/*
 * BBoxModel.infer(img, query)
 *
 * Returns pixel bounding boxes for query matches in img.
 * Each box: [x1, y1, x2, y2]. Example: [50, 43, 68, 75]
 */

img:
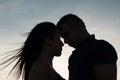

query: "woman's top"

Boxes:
[28, 60, 65, 80]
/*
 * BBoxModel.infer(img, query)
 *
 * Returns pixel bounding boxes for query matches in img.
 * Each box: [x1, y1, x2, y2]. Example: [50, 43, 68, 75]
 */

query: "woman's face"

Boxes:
[51, 31, 64, 56]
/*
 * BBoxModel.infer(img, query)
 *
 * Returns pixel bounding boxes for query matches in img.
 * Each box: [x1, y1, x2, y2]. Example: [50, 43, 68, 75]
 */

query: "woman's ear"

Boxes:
[44, 37, 53, 46]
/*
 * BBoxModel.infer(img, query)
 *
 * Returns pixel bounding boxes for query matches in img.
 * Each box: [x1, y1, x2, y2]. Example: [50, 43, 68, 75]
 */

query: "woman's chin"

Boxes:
[55, 52, 62, 57]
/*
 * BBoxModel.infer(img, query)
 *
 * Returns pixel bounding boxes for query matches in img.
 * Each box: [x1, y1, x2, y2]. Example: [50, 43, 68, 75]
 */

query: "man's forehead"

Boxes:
[60, 23, 71, 31]
[61, 23, 75, 32]
[60, 26, 68, 34]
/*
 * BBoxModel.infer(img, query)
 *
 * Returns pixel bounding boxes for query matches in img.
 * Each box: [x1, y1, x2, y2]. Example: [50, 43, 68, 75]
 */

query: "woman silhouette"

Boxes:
[1, 22, 65, 80]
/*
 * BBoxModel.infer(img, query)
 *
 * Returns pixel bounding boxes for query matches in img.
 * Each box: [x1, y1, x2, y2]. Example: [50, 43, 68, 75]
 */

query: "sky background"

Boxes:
[0, 0, 120, 80]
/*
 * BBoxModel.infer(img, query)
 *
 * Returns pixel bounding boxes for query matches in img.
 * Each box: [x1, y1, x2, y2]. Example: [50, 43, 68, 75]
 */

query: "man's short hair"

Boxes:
[57, 14, 86, 30]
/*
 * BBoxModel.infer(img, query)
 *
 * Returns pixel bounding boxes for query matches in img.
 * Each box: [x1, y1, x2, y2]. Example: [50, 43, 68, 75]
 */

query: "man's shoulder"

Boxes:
[95, 39, 115, 49]
[93, 39, 118, 64]
[89, 39, 117, 59]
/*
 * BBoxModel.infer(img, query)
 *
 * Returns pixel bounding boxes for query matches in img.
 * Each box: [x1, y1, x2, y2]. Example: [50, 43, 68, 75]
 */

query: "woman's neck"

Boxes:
[38, 49, 54, 66]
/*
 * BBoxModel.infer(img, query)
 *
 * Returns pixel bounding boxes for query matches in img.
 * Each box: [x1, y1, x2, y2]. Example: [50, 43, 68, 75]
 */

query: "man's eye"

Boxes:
[63, 32, 69, 37]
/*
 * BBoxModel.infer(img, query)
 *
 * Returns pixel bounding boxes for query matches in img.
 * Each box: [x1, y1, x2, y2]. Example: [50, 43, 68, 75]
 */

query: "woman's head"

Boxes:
[24, 22, 63, 58]
[24, 22, 57, 57]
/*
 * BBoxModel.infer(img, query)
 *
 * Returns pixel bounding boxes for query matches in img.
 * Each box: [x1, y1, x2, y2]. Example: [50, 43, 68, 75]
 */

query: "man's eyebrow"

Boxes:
[62, 32, 70, 36]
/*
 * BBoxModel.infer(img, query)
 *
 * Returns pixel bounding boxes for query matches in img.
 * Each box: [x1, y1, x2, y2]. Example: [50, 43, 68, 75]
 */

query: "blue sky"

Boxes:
[0, 0, 120, 80]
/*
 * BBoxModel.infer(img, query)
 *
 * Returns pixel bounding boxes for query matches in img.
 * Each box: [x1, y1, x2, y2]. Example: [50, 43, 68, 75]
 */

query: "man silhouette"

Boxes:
[57, 14, 118, 80]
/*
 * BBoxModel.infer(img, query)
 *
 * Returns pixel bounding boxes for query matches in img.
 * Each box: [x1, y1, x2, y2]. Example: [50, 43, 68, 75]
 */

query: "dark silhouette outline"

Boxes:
[57, 14, 118, 80]
[1, 22, 65, 80]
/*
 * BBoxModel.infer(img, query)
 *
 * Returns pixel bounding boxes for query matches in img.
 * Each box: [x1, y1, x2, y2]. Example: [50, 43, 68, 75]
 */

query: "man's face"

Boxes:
[60, 23, 79, 47]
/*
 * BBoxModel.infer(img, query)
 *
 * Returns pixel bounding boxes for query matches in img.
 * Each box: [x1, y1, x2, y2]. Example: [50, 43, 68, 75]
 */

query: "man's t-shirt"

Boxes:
[68, 35, 118, 80]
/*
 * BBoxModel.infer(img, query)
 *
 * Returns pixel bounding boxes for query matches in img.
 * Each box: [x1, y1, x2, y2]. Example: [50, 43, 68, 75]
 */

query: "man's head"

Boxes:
[57, 14, 90, 48]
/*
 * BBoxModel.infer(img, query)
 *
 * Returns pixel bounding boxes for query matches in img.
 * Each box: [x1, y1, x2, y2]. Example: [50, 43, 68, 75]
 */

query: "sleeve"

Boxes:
[93, 40, 118, 65]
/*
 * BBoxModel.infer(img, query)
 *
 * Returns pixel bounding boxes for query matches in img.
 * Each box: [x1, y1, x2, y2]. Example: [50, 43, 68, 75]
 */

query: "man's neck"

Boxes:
[75, 32, 90, 48]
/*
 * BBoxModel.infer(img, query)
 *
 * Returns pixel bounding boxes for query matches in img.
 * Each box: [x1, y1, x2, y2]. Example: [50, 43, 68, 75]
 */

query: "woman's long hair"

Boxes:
[0, 22, 57, 80]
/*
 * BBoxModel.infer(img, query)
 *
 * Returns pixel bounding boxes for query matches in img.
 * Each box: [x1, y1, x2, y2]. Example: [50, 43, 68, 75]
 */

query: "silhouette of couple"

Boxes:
[1, 14, 118, 80]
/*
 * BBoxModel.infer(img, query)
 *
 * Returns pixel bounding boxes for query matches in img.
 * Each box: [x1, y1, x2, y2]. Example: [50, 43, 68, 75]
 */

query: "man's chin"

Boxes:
[68, 44, 74, 47]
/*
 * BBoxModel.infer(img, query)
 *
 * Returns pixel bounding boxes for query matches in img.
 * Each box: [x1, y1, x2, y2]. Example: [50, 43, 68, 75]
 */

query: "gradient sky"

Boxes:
[0, 0, 120, 80]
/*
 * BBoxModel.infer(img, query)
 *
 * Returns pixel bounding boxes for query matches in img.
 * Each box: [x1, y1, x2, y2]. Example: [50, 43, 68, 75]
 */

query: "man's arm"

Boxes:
[95, 64, 117, 80]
